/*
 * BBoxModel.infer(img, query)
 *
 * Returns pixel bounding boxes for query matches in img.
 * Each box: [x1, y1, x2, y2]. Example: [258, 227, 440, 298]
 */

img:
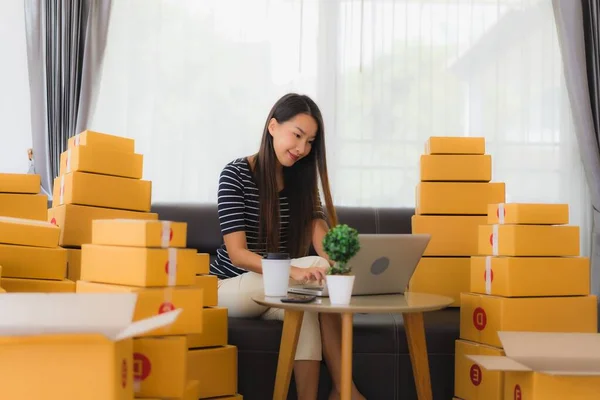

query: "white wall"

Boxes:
[0, 1, 32, 173]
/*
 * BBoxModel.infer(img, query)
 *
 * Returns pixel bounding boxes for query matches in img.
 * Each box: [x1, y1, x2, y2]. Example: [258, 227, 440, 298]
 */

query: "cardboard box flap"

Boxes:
[469, 331, 600, 376]
[499, 331, 600, 360]
[115, 308, 181, 340]
[0, 293, 180, 340]
[466, 355, 531, 372]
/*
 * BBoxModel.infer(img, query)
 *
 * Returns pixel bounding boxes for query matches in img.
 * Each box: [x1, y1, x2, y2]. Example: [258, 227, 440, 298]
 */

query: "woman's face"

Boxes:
[268, 113, 318, 167]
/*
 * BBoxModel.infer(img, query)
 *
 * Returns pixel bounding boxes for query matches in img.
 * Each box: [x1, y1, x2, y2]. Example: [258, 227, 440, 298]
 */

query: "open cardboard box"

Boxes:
[467, 331, 600, 399]
[0, 292, 181, 400]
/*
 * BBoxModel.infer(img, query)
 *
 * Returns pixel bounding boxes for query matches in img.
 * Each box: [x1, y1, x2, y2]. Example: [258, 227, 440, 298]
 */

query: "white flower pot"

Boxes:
[326, 275, 355, 305]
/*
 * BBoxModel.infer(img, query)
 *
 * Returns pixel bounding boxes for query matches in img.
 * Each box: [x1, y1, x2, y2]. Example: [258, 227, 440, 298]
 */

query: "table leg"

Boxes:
[273, 309, 304, 400]
[340, 313, 353, 400]
[403, 312, 432, 400]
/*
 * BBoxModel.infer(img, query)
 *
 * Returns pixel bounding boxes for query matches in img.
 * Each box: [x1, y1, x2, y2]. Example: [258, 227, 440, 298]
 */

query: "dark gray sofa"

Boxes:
[151, 203, 460, 400]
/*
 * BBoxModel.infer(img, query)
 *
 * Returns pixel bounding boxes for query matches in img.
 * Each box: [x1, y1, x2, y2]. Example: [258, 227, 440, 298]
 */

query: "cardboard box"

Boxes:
[454, 339, 504, 400]
[0, 173, 40, 194]
[67, 248, 82, 281]
[411, 215, 487, 256]
[1, 277, 75, 293]
[425, 137, 485, 155]
[76, 281, 203, 336]
[188, 345, 238, 399]
[136, 381, 201, 400]
[68, 130, 135, 153]
[48, 204, 158, 247]
[468, 331, 600, 400]
[194, 275, 218, 307]
[59, 145, 143, 179]
[133, 336, 188, 398]
[408, 257, 470, 307]
[52, 171, 152, 212]
[470, 256, 590, 297]
[187, 307, 228, 349]
[196, 253, 210, 275]
[416, 182, 505, 215]
[0, 193, 47, 221]
[460, 293, 597, 348]
[419, 155, 491, 182]
[0, 216, 60, 248]
[487, 203, 569, 225]
[478, 224, 580, 256]
[0, 293, 180, 400]
[92, 219, 187, 248]
[0, 243, 66, 280]
[81, 245, 196, 287]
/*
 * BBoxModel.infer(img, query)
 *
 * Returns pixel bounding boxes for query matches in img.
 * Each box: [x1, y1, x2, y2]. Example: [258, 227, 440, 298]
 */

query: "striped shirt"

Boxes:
[210, 157, 325, 279]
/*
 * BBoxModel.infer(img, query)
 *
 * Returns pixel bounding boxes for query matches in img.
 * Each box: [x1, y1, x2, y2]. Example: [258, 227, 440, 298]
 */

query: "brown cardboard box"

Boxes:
[67, 248, 81, 281]
[194, 275, 218, 307]
[81, 245, 196, 287]
[470, 256, 589, 297]
[460, 293, 597, 348]
[487, 203, 569, 225]
[411, 215, 487, 256]
[0, 173, 40, 194]
[1, 277, 75, 293]
[92, 219, 187, 248]
[0, 193, 47, 221]
[454, 339, 504, 400]
[187, 307, 228, 349]
[468, 331, 600, 400]
[76, 281, 203, 336]
[133, 336, 188, 398]
[196, 253, 210, 275]
[188, 345, 238, 399]
[425, 137, 485, 155]
[408, 257, 470, 306]
[419, 155, 491, 182]
[0, 293, 179, 400]
[52, 171, 152, 212]
[0, 216, 60, 248]
[416, 182, 505, 215]
[48, 204, 158, 247]
[68, 130, 135, 153]
[478, 224, 580, 256]
[0, 243, 66, 280]
[59, 145, 143, 179]
[136, 380, 200, 400]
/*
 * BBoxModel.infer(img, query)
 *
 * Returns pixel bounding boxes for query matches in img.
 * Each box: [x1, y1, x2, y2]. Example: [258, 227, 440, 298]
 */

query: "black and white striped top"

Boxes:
[210, 157, 325, 279]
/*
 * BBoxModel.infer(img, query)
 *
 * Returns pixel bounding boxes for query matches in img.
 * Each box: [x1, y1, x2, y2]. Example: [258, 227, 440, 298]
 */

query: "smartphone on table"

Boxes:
[280, 293, 317, 303]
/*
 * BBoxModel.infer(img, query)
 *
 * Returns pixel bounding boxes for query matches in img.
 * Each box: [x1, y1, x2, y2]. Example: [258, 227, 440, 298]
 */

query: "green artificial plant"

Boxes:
[322, 224, 360, 275]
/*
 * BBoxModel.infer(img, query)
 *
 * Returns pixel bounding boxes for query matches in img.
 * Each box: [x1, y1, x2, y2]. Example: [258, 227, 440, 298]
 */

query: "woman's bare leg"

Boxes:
[294, 360, 320, 400]
[319, 313, 366, 400]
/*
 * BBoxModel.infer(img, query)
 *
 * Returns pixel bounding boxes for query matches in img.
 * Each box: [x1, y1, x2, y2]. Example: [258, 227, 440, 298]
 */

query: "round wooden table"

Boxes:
[253, 292, 453, 400]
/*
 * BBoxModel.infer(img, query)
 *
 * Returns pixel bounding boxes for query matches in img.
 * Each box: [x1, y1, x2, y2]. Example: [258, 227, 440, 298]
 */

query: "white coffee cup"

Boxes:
[262, 252, 291, 297]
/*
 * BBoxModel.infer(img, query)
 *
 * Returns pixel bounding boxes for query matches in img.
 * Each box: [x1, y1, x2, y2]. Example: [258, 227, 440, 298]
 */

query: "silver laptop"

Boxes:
[288, 233, 431, 297]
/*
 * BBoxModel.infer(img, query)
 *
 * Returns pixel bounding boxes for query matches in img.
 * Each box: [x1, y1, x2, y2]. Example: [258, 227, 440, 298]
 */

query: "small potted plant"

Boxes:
[322, 224, 360, 305]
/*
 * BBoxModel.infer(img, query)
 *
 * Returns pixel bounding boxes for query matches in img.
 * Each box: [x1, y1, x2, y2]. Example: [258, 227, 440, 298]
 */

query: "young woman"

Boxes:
[210, 93, 366, 400]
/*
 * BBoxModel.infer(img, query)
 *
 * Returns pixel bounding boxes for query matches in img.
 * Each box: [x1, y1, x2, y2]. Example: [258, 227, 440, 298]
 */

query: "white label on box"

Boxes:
[485, 256, 492, 294]
[498, 203, 505, 224]
[161, 221, 171, 248]
[167, 248, 177, 286]
[492, 224, 499, 256]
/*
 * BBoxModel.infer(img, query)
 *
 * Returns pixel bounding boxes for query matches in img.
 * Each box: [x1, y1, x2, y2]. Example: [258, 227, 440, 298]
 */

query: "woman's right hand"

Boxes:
[290, 266, 327, 285]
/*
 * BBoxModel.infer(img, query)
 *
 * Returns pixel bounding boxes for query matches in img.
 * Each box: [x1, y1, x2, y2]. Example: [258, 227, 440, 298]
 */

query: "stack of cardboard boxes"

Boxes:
[76, 218, 204, 400]
[0, 173, 69, 292]
[409, 137, 505, 306]
[453, 203, 598, 400]
[48, 130, 158, 283]
[0, 173, 46, 220]
[56, 130, 241, 399]
[188, 254, 240, 399]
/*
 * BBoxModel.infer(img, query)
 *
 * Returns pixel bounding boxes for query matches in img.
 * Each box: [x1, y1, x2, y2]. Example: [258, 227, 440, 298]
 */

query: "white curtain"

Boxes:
[0, 1, 33, 173]
[91, 0, 591, 255]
